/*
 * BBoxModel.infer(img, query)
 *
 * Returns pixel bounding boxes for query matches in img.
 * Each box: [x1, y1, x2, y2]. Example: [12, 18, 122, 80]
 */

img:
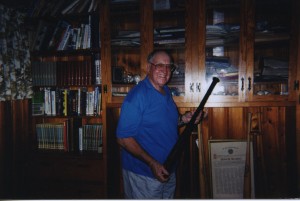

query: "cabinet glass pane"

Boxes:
[205, 0, 240, 99]
[110, 1, 141, 97]
[253, 0, 291, 97]
[153, 1, 186, 97]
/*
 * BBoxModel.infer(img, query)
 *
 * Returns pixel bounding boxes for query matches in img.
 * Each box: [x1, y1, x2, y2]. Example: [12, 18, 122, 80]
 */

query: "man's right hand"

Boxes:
[149, 160, 170, 183]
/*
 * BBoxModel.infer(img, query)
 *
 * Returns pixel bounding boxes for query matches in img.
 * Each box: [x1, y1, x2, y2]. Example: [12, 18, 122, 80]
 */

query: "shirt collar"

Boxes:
[144, 76, 169, 94]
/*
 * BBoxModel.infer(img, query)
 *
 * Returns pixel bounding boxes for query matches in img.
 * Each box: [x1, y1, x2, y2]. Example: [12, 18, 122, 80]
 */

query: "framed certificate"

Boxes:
[208, 140, 254, 199]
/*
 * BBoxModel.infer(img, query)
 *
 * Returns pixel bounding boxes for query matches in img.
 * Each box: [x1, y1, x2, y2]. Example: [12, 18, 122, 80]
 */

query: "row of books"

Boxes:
[31, 55, 101, 86]
[79, 124, 103, 153]
[30, 14, 100, 51]
[36, 122, 69, 151]
[32, 87, 102, 116]
[28, 0, 99, 17]
[35, 122, 103, 153]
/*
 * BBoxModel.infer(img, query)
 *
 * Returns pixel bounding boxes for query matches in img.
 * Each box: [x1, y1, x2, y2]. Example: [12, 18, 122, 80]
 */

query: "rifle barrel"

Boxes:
[164, 77, 220, 172]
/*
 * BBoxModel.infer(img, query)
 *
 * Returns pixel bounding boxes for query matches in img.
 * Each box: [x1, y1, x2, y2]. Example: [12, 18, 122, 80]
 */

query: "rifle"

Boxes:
[164, 77, 220, 172]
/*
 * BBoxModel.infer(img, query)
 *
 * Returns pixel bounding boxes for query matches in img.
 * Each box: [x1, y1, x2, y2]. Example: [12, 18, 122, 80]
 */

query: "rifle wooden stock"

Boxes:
[163, 77, 220, 172]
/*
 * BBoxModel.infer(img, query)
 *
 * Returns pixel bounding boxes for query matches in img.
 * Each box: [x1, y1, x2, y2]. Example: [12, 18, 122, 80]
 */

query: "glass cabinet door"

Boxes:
[251, 0, 292, 101]
[153, 0, 186, 102]
[109, 0, 141, 103]
[204, 0, 241, 103]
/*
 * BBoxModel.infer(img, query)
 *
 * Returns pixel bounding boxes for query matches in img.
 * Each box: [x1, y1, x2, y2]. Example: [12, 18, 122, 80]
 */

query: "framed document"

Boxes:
[208, 140, 254, 199]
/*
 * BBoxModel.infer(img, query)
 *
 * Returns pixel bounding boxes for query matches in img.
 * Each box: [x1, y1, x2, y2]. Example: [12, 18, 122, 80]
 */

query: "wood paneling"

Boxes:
[106, 105, 297, 198]
[209, 107, 228, 138]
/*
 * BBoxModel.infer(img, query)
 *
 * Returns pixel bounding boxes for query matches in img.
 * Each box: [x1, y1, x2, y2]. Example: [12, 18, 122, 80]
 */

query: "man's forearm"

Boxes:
[117, 137, 157, 166]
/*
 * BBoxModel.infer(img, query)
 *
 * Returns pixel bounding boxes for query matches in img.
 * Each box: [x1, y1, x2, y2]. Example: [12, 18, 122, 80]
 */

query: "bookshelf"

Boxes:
[24, 0, 105, 199]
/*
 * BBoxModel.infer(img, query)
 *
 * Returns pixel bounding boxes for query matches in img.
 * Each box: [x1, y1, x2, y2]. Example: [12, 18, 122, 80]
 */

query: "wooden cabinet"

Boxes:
[203, 0, 297, 105]
[24, 153, 105, 199]
[103, 0, 300, 199]
[250, 0, 295, 102]
[101, 0, 190, 104]
[101, 0, 298, 107]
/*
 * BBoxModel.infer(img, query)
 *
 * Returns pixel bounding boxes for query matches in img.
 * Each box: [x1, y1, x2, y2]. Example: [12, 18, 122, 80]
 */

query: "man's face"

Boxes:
[147, 52, 173, 91]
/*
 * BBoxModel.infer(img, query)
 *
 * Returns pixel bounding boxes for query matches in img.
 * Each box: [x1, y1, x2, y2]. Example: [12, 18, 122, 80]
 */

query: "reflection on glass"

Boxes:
[206, 0, 240, 97]
[253, 0, 291, 96]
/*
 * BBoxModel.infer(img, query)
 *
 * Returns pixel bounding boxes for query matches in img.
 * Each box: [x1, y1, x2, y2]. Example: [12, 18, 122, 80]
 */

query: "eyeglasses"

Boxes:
[149, 62, 176, 72]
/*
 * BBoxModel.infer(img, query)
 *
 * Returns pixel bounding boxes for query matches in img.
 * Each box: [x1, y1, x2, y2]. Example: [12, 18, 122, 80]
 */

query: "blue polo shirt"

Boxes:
[116, 76, 179, 178]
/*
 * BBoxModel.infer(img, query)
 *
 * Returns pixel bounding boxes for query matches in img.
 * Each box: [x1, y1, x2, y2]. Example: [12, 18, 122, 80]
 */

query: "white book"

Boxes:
[76, 26, 82, 49]
[57, 28, 71, 50]
[83, 24, 89, 49]
[89, 91, 95, 115]
[44, 88, 51, 115]
[77, 88, 81, 115]
[85, 92, 89, 115]
[79, 127, 83, 151]
[51, 90, 56, 115]
[94, 53, 101, 84]
[87, 15, 91, 48]
[86, 91, 94, 115]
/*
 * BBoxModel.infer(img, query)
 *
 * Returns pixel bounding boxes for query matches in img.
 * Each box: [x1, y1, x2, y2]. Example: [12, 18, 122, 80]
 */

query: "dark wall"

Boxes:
[0, 100, 31, 199]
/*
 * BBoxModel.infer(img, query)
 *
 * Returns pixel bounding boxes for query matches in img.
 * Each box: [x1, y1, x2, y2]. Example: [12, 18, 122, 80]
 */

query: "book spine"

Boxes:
[55, 88, 62, 116]
[57, 28, 71, 50]
[62, 89, 68, 116]
[94, 53, 101, 84]
[93, 87, 99, 116]
[79, 127, 83, 152]
[63, 120, 69, 152]
[77, 88, 81, 115]
[75, 27, 81, 50]
[51, 89, 56, 115]
[44, 87, 51, 115]
[36, 124, 42, 149]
